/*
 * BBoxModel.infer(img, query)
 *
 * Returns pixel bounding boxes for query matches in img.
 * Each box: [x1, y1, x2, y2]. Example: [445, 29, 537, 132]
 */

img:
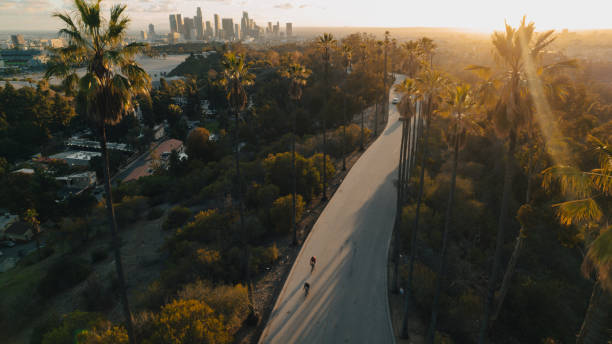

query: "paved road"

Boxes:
[259, 76, 410, 344]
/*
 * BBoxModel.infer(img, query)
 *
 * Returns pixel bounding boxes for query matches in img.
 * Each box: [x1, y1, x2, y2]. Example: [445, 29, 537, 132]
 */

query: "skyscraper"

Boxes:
[241, 12, 249, 39]
[169, 14, 178, 33]
[148, 23, 155, 35]
[235, 23, 240, 40]
[139, 31, 147, 41]
[195, 7, 204, 40]
[214, 14, 220, 39]
[222, 18, 234, 40]
[183, 17, 194, 40]
[205, 21, 213, 40]
[286, 23, 293, 37]
[176, 14, 184, 34]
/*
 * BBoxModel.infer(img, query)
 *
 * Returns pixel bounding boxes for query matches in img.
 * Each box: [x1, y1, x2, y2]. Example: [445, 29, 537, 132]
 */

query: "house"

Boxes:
[49, 151, 102, 166]
[3, 221, 35, 242]
[12, 168, 35, 175]
[55, 171, 97, 191]
[153, 123, 166, 140]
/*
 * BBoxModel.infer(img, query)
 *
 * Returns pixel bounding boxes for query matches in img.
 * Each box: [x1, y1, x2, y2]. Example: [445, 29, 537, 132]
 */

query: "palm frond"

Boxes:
[581, 228, 612, 291]
[542, 165, 594, 198]
[552, 198, 602, 226]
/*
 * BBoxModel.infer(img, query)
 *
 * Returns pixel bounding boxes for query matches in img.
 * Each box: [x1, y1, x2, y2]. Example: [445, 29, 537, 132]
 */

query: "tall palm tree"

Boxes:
[46, 1, 151, 341]
[474, 18, 560, 342]
[341, 44, 353, 171]
[418, 37, 436, 68]
[358, 42, 368, 151]
[402, 40, 422, 78]
[281, 63, 311, 246]
[426, 84, 481, 343]
[220, 52, 254, 280]
[383, 31, 391, 122]
[401, 69, 447, 339]
[316, 33, 337, 201]
[543, 136, 612, 344]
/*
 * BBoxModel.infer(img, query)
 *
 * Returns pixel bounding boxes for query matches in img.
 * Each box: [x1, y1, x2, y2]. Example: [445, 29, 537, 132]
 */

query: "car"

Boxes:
[0, 241, 15, 248]
[392, 97, 399, 104]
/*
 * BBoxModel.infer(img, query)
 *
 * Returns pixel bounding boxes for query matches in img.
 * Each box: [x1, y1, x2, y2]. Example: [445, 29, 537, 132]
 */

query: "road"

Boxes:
[259, 75, 412, 344]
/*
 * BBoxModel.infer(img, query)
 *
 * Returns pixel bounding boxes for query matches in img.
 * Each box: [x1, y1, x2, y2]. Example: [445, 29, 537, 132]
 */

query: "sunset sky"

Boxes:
[1, 0, 611, 33]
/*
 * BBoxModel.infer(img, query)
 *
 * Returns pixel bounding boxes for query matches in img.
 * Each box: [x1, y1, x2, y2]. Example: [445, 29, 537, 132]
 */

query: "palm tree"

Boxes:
[341, 44, 353, 171]
[418, 37, 436, 68]
[401, 69, 447, 339]
[358, 42, 368, 151]
[383, 31, 391, 122]
[46, 1, 151, 341]
[543, 136, 612, 344]
[219, 52, 254, 280]
[402, 40, 422, 78]
[473, 18, 562, 341]
[426, 84, 481, 343]
[281, 63, 311, 245]
[316, 33, 337, 201]
[24, 208, 41, 260]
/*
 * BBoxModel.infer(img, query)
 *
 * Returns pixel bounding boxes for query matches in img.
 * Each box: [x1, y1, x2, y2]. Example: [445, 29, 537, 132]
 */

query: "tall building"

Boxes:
[139, 30, 147, 41]
[267, 22, 272, 35]
[214, 14, 220, 39]
[235, 24, 240, 40]
[176, 14, 183, 34]
[148, 23, 155, 35]
[286, 23, 293, 37]
[221, 18, 234, 40]
[205, 21, 213, 39]
[195, 7, 204, 40]
[169, 14, 178, 33]
[11, 34, 25, 49]
[274, 21, 280, 36]
[183, 17, 194, 40]
[241, 12, 249, 39]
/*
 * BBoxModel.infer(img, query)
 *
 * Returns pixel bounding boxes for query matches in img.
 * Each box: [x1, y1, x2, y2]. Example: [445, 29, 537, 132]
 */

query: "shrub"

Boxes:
[136, 280, 167, 311]
[177, 281, 250, 332]
[91, 248, 108, 264]
[177, 209, 227, 243]
[114, 195, 149, 226]
[80, 274, 115, 311]
[163, 206, 192, 231]
[147, 207, 165, 220]
[250, 243, 279, 274]
[41, 311, 102, 344]
[270, 195, 305, 233]
[152, 299, 231, 344]
[38, 257, 92, 298]
[76, 322, 129, 344]
[29, 314, 60, 344]
[327, 124, 372, 158]
[263, 152, 321, 201]
[310, 153, 336, 188]
[187, 127, 214, 161]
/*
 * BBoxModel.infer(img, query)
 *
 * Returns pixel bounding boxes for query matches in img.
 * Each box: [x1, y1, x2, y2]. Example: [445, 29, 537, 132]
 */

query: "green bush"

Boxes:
[162, 206, 192, 231]
[250, 243, 279, 274]
[270, 195, 305, 234]
[327, 124, 372, 158]
[41, 311, 102, 344]
[263, 152, 321, 201]
[177, 209, 227, 243]
[38, 257, 92, 298]
[147, 207, 165, 220]
[114, 195, 149, 226]
[177, 281, 250, 332]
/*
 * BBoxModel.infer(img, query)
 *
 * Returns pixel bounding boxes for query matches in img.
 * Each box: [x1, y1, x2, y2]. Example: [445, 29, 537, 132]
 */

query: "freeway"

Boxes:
[259, 75, 413, 344]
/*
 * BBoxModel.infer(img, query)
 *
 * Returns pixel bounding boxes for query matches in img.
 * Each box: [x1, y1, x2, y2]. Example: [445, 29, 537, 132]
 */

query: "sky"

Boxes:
[1, 0, 612, 33]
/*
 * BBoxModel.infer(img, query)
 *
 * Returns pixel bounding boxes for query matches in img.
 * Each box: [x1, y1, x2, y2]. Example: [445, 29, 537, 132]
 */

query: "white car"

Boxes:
[392, 97, 399, 104]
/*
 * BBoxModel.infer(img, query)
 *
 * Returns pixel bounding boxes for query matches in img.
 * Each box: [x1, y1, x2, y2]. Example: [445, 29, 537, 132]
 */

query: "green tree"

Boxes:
[219, 52, 254, 282]
[316, 33, 337, 201]
[280, 62, 311, 245]
[341, 44, 353, 171]
[543, 136, 612, 344]
[186, 127, 212, 161]
[45, 1, 152, 340]
[24, 208, 42, 260]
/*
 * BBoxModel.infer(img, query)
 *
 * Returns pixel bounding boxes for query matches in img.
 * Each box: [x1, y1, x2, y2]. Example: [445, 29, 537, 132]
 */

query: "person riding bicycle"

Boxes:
[310, 256, 316, 271]
[304, 282, 310, 296]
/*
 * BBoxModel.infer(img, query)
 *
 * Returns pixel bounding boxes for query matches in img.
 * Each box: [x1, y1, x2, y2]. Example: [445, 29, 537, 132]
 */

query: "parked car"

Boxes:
[392, 97, 399, 104]
[0, 241, 15, 248]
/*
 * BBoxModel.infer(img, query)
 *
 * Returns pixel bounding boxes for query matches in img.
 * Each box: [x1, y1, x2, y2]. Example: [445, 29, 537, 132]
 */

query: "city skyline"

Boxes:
[3, 0, 612, 33]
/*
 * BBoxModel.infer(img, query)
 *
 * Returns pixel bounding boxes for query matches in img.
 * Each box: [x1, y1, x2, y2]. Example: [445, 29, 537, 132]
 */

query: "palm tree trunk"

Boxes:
[292, 102, 298, 246]
[577, 280, 609, 344]
[393, 118, 409, 293]
[427, 123, 460, 343]
[478, 134, 517, 343]
[374, 101, 379, 136]
[342, 93, 347, 171]
[100, 124, 134, 344]
[235, 111, 248, 282]
[322, 114, 328, 201]
[492, 151, 534, 323]
[401, 98, 431, 339]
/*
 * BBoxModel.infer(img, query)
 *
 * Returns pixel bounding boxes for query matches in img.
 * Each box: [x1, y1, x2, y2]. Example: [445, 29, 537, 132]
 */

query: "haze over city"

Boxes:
[2, 0, 612, 32]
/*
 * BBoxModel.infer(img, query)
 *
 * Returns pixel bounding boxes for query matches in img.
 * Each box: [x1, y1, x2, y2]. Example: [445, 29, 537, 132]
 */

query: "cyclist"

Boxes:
[310, 256, 316, 272]
[304, 282, 310, 297]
